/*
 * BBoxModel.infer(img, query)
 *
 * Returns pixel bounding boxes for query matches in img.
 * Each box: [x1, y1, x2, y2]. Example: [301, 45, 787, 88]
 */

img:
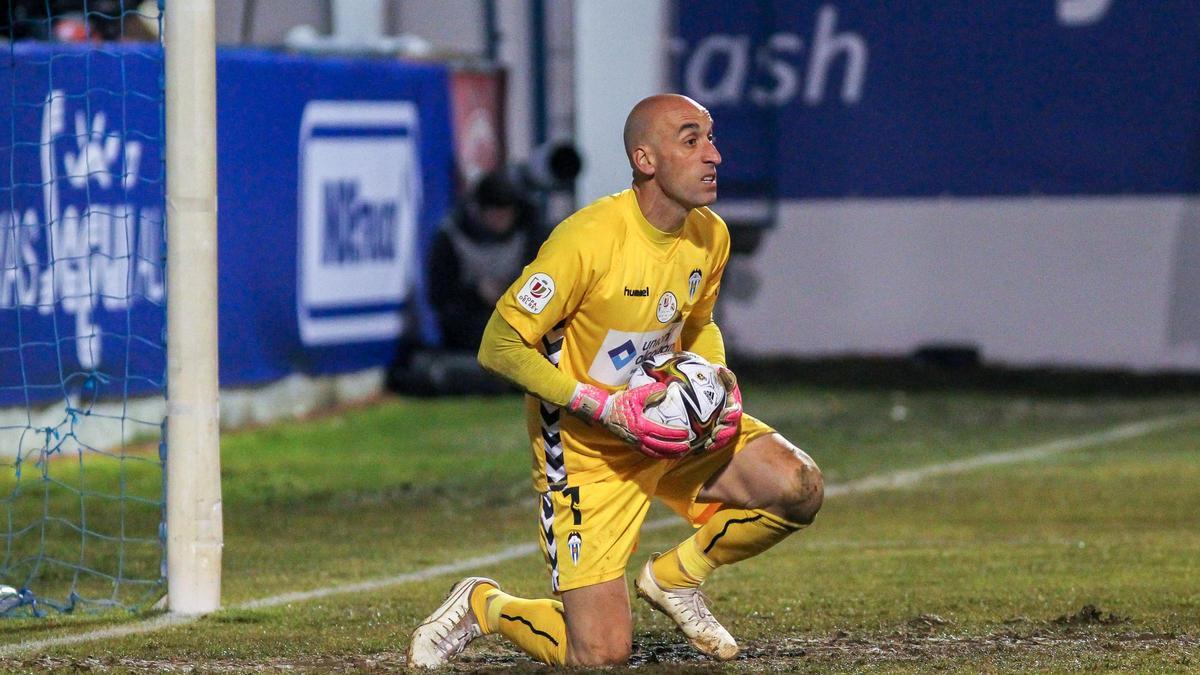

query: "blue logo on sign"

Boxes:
[608, 340, 637, 370]
[322, 180, 397, 264]
[296, 100, 420, 347]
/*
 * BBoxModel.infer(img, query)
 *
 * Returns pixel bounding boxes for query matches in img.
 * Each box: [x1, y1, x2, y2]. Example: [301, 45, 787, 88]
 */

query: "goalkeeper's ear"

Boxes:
[631, 144, 657, 179]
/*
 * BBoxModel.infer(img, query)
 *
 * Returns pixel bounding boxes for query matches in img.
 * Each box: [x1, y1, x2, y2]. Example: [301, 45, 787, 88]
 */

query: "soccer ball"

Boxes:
[628, 351, 727, 449]
[0, 585, 19, 613]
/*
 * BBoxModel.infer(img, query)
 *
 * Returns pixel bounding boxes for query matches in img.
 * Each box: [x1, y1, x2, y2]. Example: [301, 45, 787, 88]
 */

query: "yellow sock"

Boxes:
[469, 582, 498, 632]
[653, 508, 804, 588]
[470, 586, 567, 665]
[651, 537, 716, 588]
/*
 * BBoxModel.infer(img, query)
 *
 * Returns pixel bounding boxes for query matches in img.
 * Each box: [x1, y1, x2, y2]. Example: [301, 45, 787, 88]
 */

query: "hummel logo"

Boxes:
[624, 287, 650, 297]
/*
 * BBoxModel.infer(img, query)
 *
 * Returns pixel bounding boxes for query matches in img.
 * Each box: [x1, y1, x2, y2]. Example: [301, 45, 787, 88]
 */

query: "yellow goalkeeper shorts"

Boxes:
[536, 413, 775, 593]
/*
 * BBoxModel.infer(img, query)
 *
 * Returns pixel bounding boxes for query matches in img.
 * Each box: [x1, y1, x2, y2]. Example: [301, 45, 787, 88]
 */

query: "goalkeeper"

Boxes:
[409, 94, 824, 668]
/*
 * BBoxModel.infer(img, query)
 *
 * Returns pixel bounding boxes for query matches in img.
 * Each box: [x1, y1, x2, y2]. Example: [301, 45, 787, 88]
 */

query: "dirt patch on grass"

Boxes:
[627, 627, 1199, 672]
[5, 629, 1196, 673]
[734, 630, 1196, 666]
[1052, 603, 1129, 626]
[17, 652, 415, 673]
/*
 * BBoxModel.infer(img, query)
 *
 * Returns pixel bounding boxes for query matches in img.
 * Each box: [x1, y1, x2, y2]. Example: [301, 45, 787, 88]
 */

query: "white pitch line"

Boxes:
[823, 412, 1197, 497]
[236, 516, 682, 613]
[1, 411, 1195, 657]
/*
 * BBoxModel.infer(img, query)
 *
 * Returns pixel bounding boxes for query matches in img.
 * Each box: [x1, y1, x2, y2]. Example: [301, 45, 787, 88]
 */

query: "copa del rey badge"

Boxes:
[516, 273, 555, 314]
[656, 291, 678, 323]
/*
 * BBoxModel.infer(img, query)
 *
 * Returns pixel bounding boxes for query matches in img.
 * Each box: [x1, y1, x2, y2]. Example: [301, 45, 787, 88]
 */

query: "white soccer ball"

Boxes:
[0, 585, 19, 613]
[628, 351, 727, 449]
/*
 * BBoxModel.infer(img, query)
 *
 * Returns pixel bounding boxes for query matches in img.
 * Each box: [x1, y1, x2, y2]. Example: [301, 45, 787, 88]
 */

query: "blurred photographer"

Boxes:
[429, 171, 539, 351]
[387, 171, 540, 396]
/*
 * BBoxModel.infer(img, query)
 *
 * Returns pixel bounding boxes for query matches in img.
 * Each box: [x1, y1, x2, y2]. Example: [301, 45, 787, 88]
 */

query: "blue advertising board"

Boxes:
[215, 49, 452, 386]
[671, 1, 1200, 200]
[0, 45, 453, 407]
[0, 44, 166, 408]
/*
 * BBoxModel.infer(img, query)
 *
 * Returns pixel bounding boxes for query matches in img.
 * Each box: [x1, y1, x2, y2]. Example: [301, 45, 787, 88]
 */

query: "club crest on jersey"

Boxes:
[688, 269, 702, 299]
[567, 531, 582, 566]
[656, 291, 678, 323]
[516, 273, 555, 314]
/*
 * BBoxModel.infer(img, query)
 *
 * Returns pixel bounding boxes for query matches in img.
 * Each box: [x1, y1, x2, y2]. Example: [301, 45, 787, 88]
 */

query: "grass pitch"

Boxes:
[0, 380, 1197, 672]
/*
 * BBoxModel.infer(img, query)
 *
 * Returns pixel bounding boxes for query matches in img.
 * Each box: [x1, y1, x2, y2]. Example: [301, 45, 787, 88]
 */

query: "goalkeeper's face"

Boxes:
[651, 102, 722, 210]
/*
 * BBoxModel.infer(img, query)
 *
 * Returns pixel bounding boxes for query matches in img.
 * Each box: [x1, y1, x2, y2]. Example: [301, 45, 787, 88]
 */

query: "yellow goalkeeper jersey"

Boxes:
[495, 189, 731, 492]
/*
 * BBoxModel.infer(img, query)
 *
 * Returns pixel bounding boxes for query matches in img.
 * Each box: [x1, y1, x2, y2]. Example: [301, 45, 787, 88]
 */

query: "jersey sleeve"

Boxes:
[682, 319, 727, 366]
[478, 310, 578, 406]
[495, 221, 603, 345]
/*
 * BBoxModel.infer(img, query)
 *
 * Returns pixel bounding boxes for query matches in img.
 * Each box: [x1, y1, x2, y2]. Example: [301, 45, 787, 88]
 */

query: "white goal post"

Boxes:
[164, 0, 223, 614]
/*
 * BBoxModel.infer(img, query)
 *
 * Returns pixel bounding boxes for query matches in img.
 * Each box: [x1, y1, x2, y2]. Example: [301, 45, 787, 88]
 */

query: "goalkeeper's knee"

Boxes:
[758, 440, 824, 525]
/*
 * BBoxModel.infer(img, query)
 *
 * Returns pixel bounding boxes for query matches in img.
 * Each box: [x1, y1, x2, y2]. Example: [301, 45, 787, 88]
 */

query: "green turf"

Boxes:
[0, 387, 1197, 672]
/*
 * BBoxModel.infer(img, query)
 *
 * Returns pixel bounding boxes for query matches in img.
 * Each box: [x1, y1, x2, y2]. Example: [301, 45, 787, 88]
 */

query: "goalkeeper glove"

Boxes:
[566, 382, 691, 458]
[703, 366, 743, 452]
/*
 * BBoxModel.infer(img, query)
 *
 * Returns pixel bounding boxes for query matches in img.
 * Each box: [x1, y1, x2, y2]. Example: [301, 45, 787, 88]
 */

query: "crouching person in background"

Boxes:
[388, 171, 540, 396]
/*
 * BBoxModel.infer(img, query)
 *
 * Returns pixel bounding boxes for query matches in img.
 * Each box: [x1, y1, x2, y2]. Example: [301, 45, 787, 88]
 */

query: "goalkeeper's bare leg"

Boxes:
[696, 433, 824, 524]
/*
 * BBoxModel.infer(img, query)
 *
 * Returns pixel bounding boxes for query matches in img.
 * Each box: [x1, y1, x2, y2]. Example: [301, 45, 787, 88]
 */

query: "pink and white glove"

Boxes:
[703, 366, 743, 452]
[566, 382, 691, 459]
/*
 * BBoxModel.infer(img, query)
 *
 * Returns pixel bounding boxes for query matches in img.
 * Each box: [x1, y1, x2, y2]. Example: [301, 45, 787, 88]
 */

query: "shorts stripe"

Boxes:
[539, 492, 560, 592]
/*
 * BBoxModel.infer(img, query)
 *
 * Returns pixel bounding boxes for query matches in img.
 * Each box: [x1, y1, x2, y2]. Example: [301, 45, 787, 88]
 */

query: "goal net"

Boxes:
[0, 1, 167, 615]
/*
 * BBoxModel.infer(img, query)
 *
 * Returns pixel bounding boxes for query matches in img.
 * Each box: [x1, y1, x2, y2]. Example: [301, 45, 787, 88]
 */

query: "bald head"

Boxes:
[621, 94, 721, 217]
[623, 94, 709, 168]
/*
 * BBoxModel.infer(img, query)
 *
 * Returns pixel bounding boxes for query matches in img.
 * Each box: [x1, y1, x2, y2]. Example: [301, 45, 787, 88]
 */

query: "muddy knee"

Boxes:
[778, 457, 823, 525]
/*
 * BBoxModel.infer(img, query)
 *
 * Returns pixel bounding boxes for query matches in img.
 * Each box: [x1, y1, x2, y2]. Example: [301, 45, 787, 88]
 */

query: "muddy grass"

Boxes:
[626, 626, 1199, 673]
[8, 625, 1198, 673]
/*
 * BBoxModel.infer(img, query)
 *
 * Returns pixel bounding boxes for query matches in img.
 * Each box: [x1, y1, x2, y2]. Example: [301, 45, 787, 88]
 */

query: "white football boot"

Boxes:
[407, 576, 497, 669]
[635, 555, 739, 661]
